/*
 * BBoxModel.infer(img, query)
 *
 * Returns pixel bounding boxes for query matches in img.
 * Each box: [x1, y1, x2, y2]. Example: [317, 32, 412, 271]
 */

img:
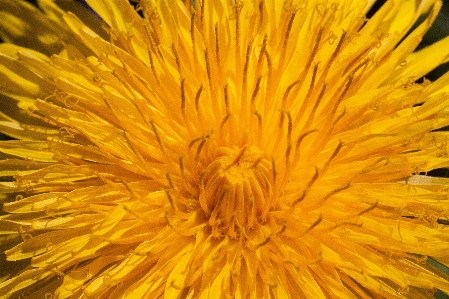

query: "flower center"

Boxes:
[200, 145, 272, 238]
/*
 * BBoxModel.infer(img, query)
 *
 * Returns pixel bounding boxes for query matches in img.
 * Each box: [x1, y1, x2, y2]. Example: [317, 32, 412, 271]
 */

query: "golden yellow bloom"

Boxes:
[1, 0, 449, 297]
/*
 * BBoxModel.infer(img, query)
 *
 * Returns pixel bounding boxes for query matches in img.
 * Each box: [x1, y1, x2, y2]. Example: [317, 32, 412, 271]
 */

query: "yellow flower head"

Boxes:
[1, 0, 449, 298]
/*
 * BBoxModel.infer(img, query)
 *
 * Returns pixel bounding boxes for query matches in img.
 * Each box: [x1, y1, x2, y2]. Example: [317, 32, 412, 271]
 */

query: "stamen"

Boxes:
[195, 138, 207, 161]
[243, 41, 253, 89]
[194, 85, 203, 116]
[209, 187, 228, 226]
[285, 143, 292, 167]
[147, 48, 160, 84]
[265, 50, 272, 76]
[332, 74, 353, 114]
[282, 80, 300, 109]
[220, 113, 232, 128]
[188, 136, 203, 150]
[165, 189, 176, 210]
[305, 27, 323, 71]
[250, 157, 263, 169]
[190, 11, 196, 49]
[215, 23, 221, 68]
[120, 178, 140, 199]
[302, 214, 322, 236]
[275, 111, 285, 147]
[330, 31, 347, 66]
[179, 156, 185, 177]
[271, 157, 277, 185]
[255, 235, 272, 248]
[355, 201, 378, 217]
[332, 106, 346, 131]
[199, 0, 205, 34]
[305, 63, 320, 100]
[254, 111, 262, 127]
[251, 76, 262, 106]
[264, 50, 273, 97]
[302, 183, 351, 213]
[234, 2, 242, 55]
[26, 109, 58, 127]
[285, 112, 293, 165]
[287, 111, 293, 143]
[204, 50, 213, 89]
[282, 11, 296, 50]
[254, 110, 263, 142]
[257, 35, 268, 67]
[171, 43, 182, 76]
[124, 131, 145, 164]
[226, 145, 248, 170]
[290, 167, 319, 209]
[150, 120, 165, 153]
[224, 84, 230, 114]
[258, 0, 264, 29]
[321, 140, 342, 174]
[166, 172, 174, 189]
[198, 171, 209, 214]
[181, 78, 186, 118]
[320, 31, 347, 81]
[303, 83, 326, 131]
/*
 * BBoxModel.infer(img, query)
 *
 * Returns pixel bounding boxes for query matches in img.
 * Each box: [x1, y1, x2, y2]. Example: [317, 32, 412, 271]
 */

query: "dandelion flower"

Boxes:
[1, 0, 449, 298]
